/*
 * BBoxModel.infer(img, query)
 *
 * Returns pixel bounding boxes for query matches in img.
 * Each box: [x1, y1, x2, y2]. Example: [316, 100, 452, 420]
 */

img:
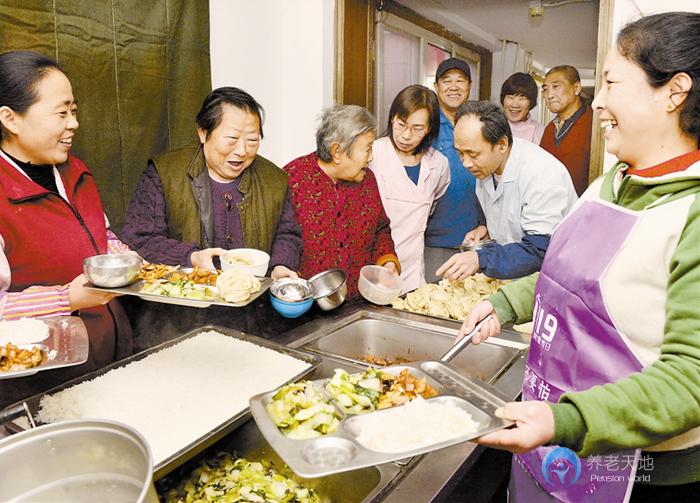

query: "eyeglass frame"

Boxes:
[391, 117, 430, 138]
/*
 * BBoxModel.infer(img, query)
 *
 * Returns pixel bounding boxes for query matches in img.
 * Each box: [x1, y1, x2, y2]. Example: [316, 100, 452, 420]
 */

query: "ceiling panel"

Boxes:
[396, 0, 599, 69]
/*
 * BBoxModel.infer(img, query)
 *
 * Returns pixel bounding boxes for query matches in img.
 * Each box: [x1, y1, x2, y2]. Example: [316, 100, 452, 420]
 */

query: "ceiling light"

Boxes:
[528, 0, 545, 17]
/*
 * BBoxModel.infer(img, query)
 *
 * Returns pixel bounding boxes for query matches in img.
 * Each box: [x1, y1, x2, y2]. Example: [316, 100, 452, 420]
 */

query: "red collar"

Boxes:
[626, 150, 700, 178]
[0, 154, 91, 202]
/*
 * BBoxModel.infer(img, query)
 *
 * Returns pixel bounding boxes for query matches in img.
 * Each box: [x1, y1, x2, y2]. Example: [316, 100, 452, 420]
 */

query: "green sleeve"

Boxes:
[488, 272, 539, 325]
[550, 195, 700, 456]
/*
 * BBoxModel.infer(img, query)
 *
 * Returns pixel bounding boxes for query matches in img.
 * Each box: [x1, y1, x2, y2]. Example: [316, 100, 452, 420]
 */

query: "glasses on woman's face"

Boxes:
[392, 118, 428, 137]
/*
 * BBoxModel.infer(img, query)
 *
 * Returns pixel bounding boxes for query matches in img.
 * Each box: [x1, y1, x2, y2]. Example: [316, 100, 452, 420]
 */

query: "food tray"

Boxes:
[2, 324, 321, 479]
[85, 268, 272, 308]
[0, 317, 88, 380]
[249, 361, 512, 477]
[390, 304, 463, 323]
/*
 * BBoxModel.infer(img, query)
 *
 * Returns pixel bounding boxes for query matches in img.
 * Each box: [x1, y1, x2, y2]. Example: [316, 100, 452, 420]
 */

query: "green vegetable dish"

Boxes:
[162, 453, 321, 503]
[324, 368, 382, 414]
[266, 381, 341, 439]
[140, 279, 218, 301]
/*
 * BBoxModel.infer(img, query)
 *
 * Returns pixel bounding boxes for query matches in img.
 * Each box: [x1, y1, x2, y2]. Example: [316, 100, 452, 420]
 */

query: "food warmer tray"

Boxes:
[0, 317, 89, 380]
[1, 325, 321, 479]
[85, 271, 272, 309]
[250, 360, 512, 478]
[250, 318, 513, 478]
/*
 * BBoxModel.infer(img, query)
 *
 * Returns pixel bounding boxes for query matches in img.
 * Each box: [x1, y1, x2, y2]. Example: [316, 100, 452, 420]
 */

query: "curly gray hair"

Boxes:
[316, 105, 376, 162]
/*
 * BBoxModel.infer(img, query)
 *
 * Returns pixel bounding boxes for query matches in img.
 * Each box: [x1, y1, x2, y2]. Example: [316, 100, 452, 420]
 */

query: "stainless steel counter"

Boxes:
[282, 305, 529, 502]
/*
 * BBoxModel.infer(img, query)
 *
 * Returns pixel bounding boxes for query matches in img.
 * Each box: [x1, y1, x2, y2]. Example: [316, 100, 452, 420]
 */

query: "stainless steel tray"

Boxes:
[85, 274, 271, 308]
[0, 317, 88, 380]
[2, 324, 321, 479]
[389, 304, 463, 323]
[249, 360, 512, 477]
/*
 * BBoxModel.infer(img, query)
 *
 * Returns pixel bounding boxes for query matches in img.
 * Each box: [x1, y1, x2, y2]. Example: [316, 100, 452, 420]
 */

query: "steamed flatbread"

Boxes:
[216, 270, 261, 303]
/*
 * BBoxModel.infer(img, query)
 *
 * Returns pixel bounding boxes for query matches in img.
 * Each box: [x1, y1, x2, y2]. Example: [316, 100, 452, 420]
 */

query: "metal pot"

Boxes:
[0, 418, 158, 502]
[309, 269, 347, 311]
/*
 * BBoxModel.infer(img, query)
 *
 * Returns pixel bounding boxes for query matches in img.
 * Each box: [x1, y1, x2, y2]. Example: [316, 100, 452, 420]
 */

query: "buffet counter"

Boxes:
[282, 305, 528, 502]
[3, 296, 529, 502]
[140, 298, 528, 502]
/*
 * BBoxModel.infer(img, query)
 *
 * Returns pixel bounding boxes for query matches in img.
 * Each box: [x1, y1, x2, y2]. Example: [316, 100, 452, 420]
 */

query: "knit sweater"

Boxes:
[540, 106, 593, 196]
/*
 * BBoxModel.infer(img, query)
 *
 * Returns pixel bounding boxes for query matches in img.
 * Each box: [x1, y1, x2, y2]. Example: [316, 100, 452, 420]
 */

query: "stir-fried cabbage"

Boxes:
[266, 381, 341, 439]
[162, 454, 321, 503]
[324, 368, 382, 414]
[141, 279, 218, 300]
[325, 368, 439, 414]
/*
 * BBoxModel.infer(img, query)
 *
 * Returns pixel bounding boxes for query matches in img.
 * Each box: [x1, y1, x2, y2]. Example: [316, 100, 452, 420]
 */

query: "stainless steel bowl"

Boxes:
[83, 254, 142, 288]
[309, 269, 347, 311]
[0, 419, 158, 502]
[270, 278, 314, 302]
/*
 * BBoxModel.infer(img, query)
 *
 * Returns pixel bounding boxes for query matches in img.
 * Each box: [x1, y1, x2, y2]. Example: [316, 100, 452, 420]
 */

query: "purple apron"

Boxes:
[511, 200, 645, 503]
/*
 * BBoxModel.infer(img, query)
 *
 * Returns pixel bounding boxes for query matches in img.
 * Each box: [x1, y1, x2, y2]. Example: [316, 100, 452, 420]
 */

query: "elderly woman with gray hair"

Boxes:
[284, 105, 399, 298]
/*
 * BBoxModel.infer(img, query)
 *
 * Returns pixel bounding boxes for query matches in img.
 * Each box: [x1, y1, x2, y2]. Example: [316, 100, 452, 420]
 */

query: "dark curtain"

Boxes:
[0, 0, 211, 231]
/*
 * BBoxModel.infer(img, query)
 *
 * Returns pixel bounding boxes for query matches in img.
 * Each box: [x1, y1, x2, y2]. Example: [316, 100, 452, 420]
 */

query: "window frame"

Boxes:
[375, 12, 481, 123]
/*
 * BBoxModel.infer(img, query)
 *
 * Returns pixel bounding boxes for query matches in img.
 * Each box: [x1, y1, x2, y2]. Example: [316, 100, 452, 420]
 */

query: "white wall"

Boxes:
[209, 0, 335, 167]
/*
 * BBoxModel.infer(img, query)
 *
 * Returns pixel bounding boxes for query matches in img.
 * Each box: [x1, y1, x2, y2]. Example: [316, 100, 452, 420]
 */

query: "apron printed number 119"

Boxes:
[532, 294, 558, 351]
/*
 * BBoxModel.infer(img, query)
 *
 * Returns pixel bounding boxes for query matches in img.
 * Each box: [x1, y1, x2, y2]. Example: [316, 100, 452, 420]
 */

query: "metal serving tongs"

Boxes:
[440, 315, 493, 363]
[0, 401, 37, 429]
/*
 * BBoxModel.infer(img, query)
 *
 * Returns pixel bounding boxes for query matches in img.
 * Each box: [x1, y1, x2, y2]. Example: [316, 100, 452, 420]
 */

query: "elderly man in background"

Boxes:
[540, 65, 593, 196]
[284, 105, 399, 299]
[424, 57, 481, 282]
[437, 101, 577, 280]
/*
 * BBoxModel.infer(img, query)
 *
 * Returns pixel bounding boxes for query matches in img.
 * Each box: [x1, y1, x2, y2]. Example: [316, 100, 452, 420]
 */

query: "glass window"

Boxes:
[424, 43, 451, 87]
[377, 28, 420, 130]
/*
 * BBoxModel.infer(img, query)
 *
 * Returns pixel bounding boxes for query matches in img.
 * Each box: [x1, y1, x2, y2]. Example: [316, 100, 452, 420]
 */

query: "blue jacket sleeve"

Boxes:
[476, 234, 550, 279]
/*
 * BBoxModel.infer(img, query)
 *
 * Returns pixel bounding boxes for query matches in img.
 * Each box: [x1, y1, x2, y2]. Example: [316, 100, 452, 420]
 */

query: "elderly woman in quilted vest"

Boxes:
[123, 87, 301, 278]
[0, 51, 133, 407]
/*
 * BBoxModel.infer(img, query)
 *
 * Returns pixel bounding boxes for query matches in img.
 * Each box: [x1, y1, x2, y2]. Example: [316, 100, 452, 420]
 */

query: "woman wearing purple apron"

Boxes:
[459, 13, 700, 502]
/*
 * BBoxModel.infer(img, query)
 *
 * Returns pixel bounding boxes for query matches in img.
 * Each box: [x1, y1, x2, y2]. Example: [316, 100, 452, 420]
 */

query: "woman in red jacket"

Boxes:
[0, 50, 133, 407]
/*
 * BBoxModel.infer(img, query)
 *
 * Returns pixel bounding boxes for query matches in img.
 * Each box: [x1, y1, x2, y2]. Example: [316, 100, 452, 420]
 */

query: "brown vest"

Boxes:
[152, 145, 289, 252]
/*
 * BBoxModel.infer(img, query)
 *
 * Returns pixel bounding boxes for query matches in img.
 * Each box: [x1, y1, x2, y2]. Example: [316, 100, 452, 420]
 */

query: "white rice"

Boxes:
[36, 330, 311, 464]
[0, 318, 49, 345]
[353, 396, 479, 453]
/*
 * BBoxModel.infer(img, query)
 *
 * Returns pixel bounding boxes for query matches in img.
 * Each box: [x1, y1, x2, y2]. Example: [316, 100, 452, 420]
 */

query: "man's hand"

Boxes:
[435, 251, 479, 280]
[463, 225, 489, 245]
[458, 301, 500, 344]
[271, 265, 299, 280]
[475, 401, 555, 454]
[190, 248, 227, 270]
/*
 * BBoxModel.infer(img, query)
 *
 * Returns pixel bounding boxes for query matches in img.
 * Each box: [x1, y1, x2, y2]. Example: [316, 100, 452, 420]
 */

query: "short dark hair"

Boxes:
[195, 87, 265, 139]
[617, 12, 700, 142]
[385, 84, 440, 155]
[455, 101, 513, 147]
[500, 72, 538, 110]
[545, 65, 581, 84]
[0, 51, 64, 139]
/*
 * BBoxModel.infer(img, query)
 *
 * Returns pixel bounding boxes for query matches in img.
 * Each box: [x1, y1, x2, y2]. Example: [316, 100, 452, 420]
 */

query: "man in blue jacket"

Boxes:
[425, 57, 481, 282]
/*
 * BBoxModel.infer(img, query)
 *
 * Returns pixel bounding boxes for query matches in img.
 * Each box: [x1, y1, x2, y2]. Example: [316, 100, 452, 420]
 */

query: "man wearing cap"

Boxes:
[424, 57, 481, 282]
[540, 65, 593, 196]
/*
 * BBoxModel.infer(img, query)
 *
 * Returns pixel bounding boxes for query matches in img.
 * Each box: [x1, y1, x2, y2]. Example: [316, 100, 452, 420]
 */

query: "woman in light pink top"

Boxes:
[500, 72, 545, 144]
[370, 85, 450, 292]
